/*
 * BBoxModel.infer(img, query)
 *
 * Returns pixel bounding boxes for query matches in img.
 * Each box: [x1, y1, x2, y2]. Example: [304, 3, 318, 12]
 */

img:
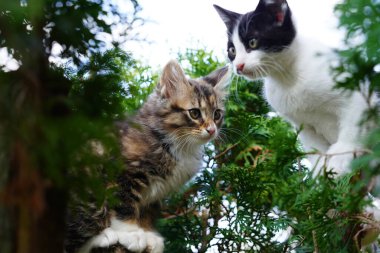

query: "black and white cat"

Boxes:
[214, 0, 376, 177]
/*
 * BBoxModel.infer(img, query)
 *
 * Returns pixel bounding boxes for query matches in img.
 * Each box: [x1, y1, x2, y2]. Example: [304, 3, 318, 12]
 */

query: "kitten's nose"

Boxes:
[236, 63, 245, 73]
[206, 127, 216, 136]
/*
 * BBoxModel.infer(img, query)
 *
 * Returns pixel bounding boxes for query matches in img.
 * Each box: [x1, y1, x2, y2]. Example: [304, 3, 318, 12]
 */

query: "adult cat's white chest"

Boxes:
[264, 73, 342, 147]
[261, 37, 346, 150]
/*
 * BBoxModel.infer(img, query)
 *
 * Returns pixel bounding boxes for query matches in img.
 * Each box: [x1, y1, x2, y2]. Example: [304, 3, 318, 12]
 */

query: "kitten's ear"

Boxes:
[213, 5, 241, 29]
[258, 0, 288, 26]
[159, 60, 189, 98]
[202, 65, 231, 97]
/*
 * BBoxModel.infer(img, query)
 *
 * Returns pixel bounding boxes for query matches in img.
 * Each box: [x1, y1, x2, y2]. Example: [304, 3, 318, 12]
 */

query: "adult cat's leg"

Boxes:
[326, 92, 369, 176]
[298, 125, 330, 177]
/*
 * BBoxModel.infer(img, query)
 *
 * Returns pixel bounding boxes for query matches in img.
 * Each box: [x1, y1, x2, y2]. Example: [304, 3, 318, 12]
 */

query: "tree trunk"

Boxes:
[1, 58, 70, 252]
[0, 153, 13, 253]
[5, 139, 68, 253]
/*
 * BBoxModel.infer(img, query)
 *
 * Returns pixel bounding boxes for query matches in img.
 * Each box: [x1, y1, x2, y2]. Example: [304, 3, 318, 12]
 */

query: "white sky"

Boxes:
[125, 0, 344, 69]
[0, 0, 344, 71]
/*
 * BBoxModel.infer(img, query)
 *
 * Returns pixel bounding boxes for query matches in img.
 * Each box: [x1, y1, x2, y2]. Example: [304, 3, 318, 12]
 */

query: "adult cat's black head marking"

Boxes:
[214, 0, 295, 55]
[214, 0, 296, 79]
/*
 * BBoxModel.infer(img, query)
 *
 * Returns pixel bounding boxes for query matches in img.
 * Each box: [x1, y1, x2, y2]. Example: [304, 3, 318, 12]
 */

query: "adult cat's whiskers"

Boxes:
[259, 60, 282, 75]
[259, 59, 296, 83]
[230, 74, 243, 104]
[263, 49, 303, 82]
[255, 64, 268, 79]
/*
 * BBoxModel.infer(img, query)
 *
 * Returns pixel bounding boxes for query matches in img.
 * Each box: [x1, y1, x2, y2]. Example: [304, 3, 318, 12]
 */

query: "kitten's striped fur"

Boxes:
[65, 60, 230, 253]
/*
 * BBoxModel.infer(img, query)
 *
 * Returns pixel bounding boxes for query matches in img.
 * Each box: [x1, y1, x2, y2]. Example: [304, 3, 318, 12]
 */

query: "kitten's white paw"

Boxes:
[79, 228, 119, 253]
[145, 231, 164, 253]
[118, 230, 147, 252]
[104, 218, 165, 253]
[91, 227, 119, 247]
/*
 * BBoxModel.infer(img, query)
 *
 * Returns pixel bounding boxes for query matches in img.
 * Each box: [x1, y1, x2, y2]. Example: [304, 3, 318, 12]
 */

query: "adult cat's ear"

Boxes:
[213, 5, 241, 29]
[202, 65, 231, 97]
[159, 60, 189, 98]
[258, 0, 288, 26]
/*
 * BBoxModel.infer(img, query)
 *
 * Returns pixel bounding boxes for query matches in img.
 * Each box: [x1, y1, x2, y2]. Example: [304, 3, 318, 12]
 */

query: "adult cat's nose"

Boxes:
[236, 63, 245, 73]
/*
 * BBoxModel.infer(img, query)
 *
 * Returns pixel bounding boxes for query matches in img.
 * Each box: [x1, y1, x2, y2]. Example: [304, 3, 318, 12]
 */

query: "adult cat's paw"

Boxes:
[325, 142, 356, 177]
[311, 142, 358, 178]
[326, 154, 352, 177]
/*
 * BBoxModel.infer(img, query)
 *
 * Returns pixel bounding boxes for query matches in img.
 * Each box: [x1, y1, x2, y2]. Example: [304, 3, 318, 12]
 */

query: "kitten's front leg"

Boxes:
[78, 227, 120, 253]
[109, 217, 164, 253]
[78, 228, 119, 253]
[117, 230, 164, 253]
[79, 218, 164, 253]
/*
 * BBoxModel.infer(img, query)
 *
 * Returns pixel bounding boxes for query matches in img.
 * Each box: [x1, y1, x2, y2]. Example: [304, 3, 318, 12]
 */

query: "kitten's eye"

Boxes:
[249, 39, 258, 49]
[228, 47, 236, 56]
[188, 109, 201, 120]
[214, 109, 223, 121]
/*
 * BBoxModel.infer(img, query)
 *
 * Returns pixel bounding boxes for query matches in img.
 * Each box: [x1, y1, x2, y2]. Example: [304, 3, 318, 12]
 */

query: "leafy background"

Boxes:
[0, 0, 379, 252]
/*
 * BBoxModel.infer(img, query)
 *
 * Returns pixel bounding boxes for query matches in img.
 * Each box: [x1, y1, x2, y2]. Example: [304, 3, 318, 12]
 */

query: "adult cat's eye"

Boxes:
[249, 39, 258, 49]
[189, 109, 201, 119]
[214, 109, 223, 121]
[228, 46, 236, 56]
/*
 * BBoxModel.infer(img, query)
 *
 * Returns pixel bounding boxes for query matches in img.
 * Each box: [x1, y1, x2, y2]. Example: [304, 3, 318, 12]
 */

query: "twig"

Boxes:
[214, 143, 239, 160]
[299, 156, 320, 252]
[311, 228, 319, 253]
[161, 206, 197, 220]
[306, 207, 319, 253]
[303, 149, 373, 157]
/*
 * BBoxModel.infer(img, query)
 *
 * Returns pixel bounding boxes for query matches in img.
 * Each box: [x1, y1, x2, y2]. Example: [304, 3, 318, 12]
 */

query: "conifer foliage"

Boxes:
[0, 1, 146, 252]
[158, 1, 380, 251]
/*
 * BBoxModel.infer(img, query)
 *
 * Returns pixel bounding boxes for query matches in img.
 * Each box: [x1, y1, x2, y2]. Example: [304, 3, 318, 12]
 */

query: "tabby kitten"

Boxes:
[65, 60, 230, 253]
